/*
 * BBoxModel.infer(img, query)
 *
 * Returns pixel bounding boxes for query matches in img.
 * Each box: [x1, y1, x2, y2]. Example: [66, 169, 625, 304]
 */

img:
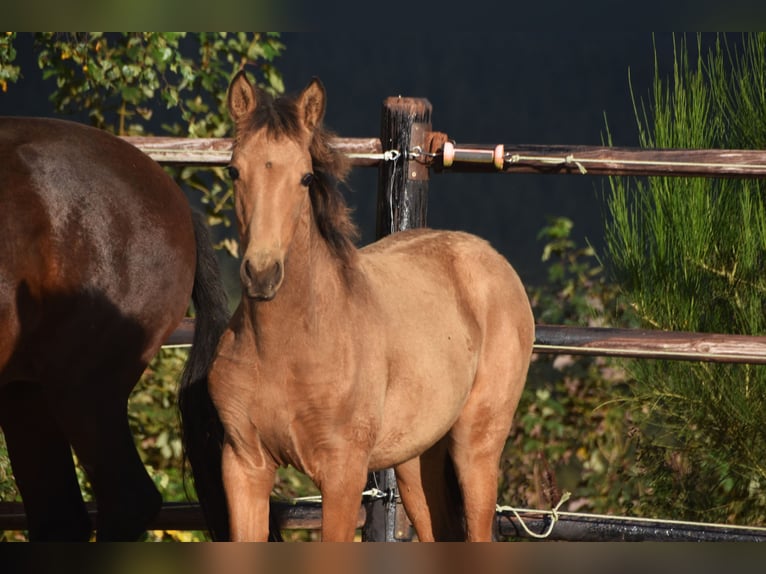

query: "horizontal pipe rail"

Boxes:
[497, 510, 766, 542]
[166, 319, 766, 364]
[3, 500, 764, 542]
[123, 136, 766, 178]
[0, 501, 364, 533]
[534, 324, 766, 364]
[122, 136, 383, 166]
[439, 143, 766, 178]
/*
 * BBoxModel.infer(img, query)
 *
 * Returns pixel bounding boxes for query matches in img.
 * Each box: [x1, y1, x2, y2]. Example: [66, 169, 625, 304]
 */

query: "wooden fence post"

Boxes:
[375, 96, 431, 237]
[362, 96, 432, 542]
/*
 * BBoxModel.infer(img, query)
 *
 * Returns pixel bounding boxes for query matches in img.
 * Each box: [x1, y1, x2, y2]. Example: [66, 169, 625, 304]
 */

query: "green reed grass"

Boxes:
[604, 33, 766, 524]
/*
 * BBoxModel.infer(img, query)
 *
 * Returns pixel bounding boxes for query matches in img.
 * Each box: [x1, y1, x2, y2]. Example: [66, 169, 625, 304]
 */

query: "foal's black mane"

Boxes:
[237, 88, 359, 266]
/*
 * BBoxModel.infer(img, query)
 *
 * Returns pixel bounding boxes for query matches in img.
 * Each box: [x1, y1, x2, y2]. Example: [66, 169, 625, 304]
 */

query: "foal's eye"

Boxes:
[301, 173, 314, 187]
[226, 165, 240, 181]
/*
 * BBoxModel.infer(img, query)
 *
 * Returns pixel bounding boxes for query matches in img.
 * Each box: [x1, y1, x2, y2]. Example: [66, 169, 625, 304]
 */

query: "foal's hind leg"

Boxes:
[447, 420, 506, 541]
[0, 382, 91, 541]
[448, 360, 526, 541]
[395, 439, 465, 541]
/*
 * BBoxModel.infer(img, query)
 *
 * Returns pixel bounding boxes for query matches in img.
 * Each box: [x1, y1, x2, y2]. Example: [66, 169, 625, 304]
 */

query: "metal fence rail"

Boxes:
[167, 318, 766, 364]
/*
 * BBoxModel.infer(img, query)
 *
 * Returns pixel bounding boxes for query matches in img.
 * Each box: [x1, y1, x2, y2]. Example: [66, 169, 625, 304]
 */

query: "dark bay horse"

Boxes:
[0, 117, 228, 541]
[184, 72, 535, 541]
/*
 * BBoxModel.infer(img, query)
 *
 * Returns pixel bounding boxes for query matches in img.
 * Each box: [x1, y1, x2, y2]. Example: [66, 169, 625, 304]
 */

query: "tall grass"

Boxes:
[604, 33, 766, 523]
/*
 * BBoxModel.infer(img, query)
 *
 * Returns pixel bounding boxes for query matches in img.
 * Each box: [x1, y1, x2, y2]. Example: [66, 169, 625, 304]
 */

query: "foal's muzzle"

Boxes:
[241, 254, 284, 301]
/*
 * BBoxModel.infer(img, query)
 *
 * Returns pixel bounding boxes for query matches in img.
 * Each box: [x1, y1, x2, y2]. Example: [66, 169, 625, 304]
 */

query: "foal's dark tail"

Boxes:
[178, 212, 283, 541]
[435, 450, 468, 541]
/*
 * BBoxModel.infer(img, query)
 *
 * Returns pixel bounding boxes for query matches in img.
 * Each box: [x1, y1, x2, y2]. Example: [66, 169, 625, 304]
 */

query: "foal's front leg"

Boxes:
[222, 440, 277, 541]
[314, 453, 370, 541]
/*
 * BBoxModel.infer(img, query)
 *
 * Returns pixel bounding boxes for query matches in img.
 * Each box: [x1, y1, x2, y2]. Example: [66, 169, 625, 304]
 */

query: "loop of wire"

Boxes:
[506, 153, 588, 174]
[496, 490, 571, 540]
[408, 145, 442, 162]
[287, 488, 571, 539]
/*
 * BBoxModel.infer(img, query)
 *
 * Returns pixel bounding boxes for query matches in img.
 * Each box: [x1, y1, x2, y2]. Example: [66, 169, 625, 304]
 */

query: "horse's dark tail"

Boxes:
[178, 213, 283, 542]
[178, 211, 231, 541]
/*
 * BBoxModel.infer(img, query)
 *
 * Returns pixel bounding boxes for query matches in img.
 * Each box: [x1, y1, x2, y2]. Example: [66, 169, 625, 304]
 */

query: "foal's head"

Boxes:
[226, 71, 358, 301]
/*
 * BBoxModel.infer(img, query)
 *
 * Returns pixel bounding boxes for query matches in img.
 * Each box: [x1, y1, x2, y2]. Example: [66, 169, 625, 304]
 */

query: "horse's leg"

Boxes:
[221, 440, 277, 541]
[0, 382, 91, 541]
[395, 439, 466, 542]
[448, 413, 502, 542]
[395, 457, 434, 542]
[49, 366, 162, 541]
[315, 451, 370, 541]
[447, 437, 500, 541]
[448, 364, 525, 542]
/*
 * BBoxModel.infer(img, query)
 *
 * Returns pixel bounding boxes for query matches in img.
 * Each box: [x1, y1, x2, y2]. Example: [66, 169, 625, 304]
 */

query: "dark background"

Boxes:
[0, 32, 719, 285]
[278, 32, 660, 284]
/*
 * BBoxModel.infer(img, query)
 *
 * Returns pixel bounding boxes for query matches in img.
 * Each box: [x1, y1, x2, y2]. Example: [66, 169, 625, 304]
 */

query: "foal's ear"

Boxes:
[228, 70, 258, 121]
[298, 77, 326, 133]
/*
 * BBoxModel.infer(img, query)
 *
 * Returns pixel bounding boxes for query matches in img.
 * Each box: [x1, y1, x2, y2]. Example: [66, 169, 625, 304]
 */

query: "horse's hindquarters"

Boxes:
[0, 117, 199, 540]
